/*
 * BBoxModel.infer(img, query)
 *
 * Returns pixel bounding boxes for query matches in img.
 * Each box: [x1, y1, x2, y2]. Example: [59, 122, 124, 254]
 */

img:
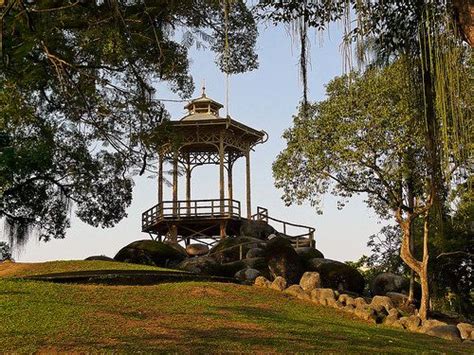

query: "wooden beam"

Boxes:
[245, 150, 251, 219]
[186, 154, 191, 215]
[227, 158, 233, 214]
[219, 133, 225, 214]
[172, 151, 178, 217]
[158, 154, 163, 206]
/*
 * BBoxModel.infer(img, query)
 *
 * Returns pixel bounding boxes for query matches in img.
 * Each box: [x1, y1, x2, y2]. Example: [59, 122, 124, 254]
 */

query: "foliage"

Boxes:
[0, 1, 258, 244]
[0, 241, 11, 261]
[366, 225, 406, 275]
[273, 60, 426, 217]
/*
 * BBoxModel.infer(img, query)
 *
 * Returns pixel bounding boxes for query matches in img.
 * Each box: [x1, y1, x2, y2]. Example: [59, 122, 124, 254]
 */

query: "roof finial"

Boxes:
[201, 79, 206, 97]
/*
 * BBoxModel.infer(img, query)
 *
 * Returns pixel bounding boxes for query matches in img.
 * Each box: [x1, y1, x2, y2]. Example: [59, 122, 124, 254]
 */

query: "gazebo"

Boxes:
[142, 87, 268, 245]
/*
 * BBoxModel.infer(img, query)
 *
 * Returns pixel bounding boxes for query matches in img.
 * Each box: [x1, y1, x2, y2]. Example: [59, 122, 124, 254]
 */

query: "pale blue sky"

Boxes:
[12, 22, 383, 262]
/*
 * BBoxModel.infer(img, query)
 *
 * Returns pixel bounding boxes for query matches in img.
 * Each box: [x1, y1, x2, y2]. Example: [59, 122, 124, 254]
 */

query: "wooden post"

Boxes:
[219, 134, 225, 214]
[219, 134, 226, 238]
[245, 150, 251, 219]
[172, 151, 178, 217]
[186, 154, 191, 216]
[158, 154, 163, 213]
[227, 158, 233, 214]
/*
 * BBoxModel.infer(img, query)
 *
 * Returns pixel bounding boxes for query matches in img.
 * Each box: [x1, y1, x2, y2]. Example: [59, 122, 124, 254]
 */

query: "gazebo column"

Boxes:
[245, 149, 252, 219]
[219, 134, 226, 237]
[227, 158, 233, 214]
[186, 154, 191, 215]
[158, 153, 163, 208]
[170, 151, 179, 243]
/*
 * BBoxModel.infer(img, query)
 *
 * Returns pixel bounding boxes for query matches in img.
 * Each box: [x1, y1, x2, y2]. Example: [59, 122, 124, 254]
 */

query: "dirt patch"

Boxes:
[0, 262, 31, 277]
[190, 286, 226, 298]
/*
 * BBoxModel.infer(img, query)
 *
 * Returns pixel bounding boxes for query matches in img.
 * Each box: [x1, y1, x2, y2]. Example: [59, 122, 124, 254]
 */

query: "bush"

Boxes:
[0, 242, 12, 261]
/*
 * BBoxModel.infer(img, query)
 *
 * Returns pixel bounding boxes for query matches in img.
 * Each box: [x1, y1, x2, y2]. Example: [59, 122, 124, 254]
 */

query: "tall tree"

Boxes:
[0, 0, 258, 244]
[272, 60, 467, 319]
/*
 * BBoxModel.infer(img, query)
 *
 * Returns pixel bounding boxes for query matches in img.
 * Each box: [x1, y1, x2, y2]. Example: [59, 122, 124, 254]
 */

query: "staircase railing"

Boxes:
[252, 206, 315, 248]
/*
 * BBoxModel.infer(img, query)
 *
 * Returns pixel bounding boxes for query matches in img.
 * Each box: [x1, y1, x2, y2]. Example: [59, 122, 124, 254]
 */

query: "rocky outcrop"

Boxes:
[234, 268, 261, 283]
[114, 240, 187, 267]
[239, 220, 276, 240]
[270, 276, 287, 291]
[457, 323, 474, 341]
[85, 255, 116, 262]
[209, 236, 263, 263]
[370, 272, 418, 297]
[186, 243, 209, 256]
[299, 271, 321, 292]
[220, 257, 270, 279]
[295, 247, 324, 267]
[306, 258, 365, 294]
[176, 256, 221, 275]
[265, 237, 304, 284]
[284, 285, 311, 301]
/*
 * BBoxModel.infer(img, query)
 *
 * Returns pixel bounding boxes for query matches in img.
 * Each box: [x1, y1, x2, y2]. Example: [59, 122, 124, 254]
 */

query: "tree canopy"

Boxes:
[0, 0, 258, 244]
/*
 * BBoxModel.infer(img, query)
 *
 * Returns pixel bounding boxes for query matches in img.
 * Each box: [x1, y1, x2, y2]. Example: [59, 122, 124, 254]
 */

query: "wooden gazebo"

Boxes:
[142, 87, 268, 245]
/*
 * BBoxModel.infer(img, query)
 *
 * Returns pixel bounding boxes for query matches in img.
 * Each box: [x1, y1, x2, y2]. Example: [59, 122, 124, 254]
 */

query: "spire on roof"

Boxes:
[201, 80, 206, 97]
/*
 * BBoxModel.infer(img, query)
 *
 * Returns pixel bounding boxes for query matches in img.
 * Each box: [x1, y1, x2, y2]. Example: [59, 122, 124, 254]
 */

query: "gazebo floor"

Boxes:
[142, 215, 244, 244]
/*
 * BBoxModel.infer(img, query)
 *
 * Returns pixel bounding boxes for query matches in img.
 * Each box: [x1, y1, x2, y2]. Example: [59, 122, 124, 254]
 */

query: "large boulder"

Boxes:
[220, 257, 270, 279]
[114, 240, 187, 267]
[209, 236, 263, 263]
[299, 271, 321, 292]
[270, 276, 287, 291]
[176, 256, 221, 276]
[284, 285, 311, 301]
[186, 243, 209, 256]
[457, 323, 474, 340]
[85, 255, 116, 262]
[265, 236, 304, 284]
[422, 325, 462, 342]
[371, 272, 420, 297]
[239, 220, 276, 240]
[246, 248, 265, 259]
[306, 258, 365, 294]
[234, 268, 261, 283]
[295, 247, 324, 267]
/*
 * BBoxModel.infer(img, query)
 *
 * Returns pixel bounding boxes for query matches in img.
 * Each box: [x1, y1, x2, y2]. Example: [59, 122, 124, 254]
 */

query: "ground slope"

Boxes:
[0, 261, 471, 353]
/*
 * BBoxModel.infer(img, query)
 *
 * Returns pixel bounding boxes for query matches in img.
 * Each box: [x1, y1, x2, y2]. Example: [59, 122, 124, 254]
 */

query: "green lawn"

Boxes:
[0, 261, 472, 353]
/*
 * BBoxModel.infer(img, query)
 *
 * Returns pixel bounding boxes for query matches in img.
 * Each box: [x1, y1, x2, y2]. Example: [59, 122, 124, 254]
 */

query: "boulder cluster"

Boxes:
[255, 272, 474, 344]
[110, 220, 366, 295]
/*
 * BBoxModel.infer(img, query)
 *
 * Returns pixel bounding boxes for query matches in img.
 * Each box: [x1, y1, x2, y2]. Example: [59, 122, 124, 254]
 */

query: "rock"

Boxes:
[270, 276, 287, 291]
[209, 236, 262, 263]
[299, 272, 322, 292]
[295, 247, 324, 267]
[338, 294, 356, 307]
[423, 325, 461, 342]
[310, 288, 336, 305]
[114, 240, 187, 267]
[254, 276, 271, 288]
[400, 315, 422, 331]
[370, 295, 395, 313]
[306, 258, 365, 294]
[385, 292, 409, 307]
[239, 220, 276, 240]
[220, 257, 270, 279]
[354, 297, 368, 308]
[246, 247, 265, 259]
[354, 307, 378, 323]
[265, 236, 304, 284]
[422, 319, 448, 329]
[371, 273, 420, 299]
[284, 285, 311, 301]
[186, 243, 209, 256]
[176, 256, 221, 276]
[388, 308, 402, 318]
[384, 314, 401, 326]
[235, 268, 261, 282]
[457, 323, 474, 340]
[85, 255, 116, 262]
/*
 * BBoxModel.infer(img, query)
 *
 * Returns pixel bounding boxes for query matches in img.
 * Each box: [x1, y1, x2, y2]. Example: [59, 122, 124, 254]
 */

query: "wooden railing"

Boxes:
[252, 206, 315, 248]
[142, 199, 241, 230]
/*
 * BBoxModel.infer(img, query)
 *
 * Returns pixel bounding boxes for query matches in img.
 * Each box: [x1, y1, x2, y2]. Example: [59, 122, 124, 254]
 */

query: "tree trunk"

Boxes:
[452, 0, 474, 47]
[418, 213, 431, 319]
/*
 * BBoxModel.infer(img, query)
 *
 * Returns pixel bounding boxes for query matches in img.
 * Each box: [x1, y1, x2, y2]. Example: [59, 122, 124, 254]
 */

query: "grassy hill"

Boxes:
[0, 261, 471, 353]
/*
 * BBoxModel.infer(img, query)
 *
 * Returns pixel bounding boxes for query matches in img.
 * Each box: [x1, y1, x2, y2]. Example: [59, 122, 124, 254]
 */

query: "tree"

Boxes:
[0, 1, 258, 244]
[273, 60, 443, 319]
[0, 241, 11, 261]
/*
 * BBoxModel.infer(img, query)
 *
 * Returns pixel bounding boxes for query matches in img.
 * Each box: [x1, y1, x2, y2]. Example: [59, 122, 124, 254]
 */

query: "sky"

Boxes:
[11, 21, 385, 263]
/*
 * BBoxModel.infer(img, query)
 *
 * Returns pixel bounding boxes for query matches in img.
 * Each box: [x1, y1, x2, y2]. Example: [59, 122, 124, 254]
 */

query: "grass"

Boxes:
[0, 261, 472, 353]
[0, 260, 174, 278]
